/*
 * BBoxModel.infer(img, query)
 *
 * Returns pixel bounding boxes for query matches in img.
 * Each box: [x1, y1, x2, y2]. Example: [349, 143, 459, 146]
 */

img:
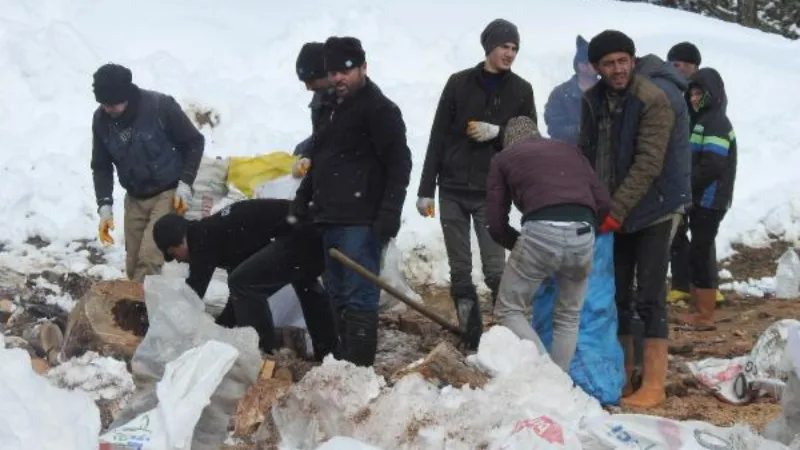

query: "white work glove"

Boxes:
[292, 157, 311, 178]
[466, 121, 500, 142]
[174, 181, 192, 216]
[98, 205, 115, 246]
[416, 197, 435, 217]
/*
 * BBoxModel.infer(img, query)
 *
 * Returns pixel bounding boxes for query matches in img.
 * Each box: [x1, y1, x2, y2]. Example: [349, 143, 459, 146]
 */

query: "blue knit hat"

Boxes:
[573, 35, 590, 72]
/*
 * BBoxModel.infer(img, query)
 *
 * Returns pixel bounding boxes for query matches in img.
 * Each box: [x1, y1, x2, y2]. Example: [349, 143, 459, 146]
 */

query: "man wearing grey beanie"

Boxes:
[417, 18, 536, 351]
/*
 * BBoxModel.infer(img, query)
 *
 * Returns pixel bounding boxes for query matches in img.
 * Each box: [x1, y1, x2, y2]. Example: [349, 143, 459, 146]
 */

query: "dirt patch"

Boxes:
[76, 238, 107, 265]
[721, 241, 791, 281]
[111, 299, 149, 337]
[187, 103, 221, 129]
[25, 235, 50, 249]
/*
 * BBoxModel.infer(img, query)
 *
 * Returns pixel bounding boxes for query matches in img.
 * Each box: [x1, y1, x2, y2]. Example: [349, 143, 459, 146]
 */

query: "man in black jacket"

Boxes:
[91, 63, 205, 283]
[416, 18, 536, 349]
[152, 198, 339, 360]
[292, 36, 412, 367]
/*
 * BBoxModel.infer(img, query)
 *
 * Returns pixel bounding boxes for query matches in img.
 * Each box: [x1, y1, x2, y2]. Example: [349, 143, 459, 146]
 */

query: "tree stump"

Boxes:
[61, 280, 147, 361]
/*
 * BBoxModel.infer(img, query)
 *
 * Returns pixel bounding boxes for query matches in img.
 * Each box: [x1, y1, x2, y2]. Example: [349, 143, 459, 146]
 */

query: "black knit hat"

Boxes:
[588, 30, 636, 64]
[667, 42, 702, 66]
[93, 63, 134, 105]
[153, 213, 188, 262]
[323, 36, 366, 72]
[480, 19, 520, 54]
[296, 42, 326, 82]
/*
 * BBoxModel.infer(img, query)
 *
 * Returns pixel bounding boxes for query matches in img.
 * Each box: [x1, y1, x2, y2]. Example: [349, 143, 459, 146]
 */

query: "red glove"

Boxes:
[599, 215, 621, 234]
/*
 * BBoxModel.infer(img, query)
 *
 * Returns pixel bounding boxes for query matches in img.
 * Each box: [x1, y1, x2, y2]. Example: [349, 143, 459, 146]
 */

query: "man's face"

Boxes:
[328, 64, 367, 99]
[671, 61, 698, 79]
[304, 77, 330, 92]
[101, 102, 127, 118]
[167, 241, 189, 263]
[486, 43, 518, 72]
[593, 52, 634, 92]
[689, 87, 704, 111]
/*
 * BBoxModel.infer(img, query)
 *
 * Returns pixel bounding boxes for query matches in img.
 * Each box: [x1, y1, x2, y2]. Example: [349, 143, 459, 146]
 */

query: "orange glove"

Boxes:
[98, 205, 115, 245]
[416, 197, 435, 217]
[173, 181, 191, 216]
[599, 215, 621, 234]
[292, 158, 312, 178]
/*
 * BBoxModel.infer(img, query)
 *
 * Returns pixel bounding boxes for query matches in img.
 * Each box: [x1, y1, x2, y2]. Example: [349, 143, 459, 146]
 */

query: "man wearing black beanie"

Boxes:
[544, 34, 597, 144]
[291, 36, 412, 368]
[580, 30, 680, 410]
[416, 18, 536, 351]
[90, 62, 205, 283]
[293, 41, 335, 167]
[667, 42, 702, 80]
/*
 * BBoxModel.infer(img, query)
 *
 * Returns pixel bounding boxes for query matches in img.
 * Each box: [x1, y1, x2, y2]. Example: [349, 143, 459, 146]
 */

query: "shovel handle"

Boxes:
[328, 248, 465, 336]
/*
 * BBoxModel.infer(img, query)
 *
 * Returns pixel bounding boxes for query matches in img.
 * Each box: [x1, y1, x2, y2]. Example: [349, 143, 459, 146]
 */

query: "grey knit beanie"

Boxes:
[503, 116, 539, 148]
[480, 19, 520, 54]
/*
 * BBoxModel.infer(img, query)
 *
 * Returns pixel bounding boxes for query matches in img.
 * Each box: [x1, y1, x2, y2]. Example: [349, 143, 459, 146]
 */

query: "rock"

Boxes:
[30, 357, 49, 375]
[61, 280, 146, 361]
[391, 341, 489, 388]
[22, 321, 64, 365]
[0, 299, 15, 325]
[733, 330, 745, 338]
[4, 336, 36, 357]
[233, 359, 293, 437]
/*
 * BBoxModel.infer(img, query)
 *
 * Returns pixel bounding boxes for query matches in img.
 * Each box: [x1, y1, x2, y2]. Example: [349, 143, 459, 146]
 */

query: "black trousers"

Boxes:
[216, 229, 339, 359]
[615, 219, 673, 339]
[670, 207, 726, 291]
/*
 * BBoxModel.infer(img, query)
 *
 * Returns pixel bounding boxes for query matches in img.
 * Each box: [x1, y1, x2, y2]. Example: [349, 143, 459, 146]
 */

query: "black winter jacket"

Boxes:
[688, 68, 737, 211]
[295, 78, 412, 233]
[91, 87, 205, 206]
[185, 198, 322, 298]
[417, 63, 537, 197]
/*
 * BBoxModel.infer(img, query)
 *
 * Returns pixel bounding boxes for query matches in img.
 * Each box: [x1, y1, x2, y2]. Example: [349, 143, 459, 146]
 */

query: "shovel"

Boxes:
[328, 248, 465, 337]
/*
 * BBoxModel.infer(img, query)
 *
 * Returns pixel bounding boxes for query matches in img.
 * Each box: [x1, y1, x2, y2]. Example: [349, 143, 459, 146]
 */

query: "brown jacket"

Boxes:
[578, 74, 675, 232]
[486, 136, 611, 249]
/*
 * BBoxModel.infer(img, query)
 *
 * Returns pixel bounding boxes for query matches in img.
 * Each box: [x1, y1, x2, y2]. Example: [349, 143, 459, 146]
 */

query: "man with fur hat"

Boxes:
[291, 36, 412, 367]
[579, 30, 679, 409]
[292, 41, 335, 177]
[487, 116, 610, 372]
[90, 63, 205, 283]
[544, 35, 598, 144]
[416, 18, 536, 350]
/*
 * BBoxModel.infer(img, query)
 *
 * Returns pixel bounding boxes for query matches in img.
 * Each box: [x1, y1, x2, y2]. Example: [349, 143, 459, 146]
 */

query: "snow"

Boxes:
[0, 0, 795, 288]
[47, 351, 135, 402]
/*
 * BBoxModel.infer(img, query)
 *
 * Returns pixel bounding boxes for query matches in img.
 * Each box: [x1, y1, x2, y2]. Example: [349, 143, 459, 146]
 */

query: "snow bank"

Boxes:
[47, 351, 135, 402]
[0, 0, 798, 287]
[0, 333, 101, 450]
[273, 326, 604, 449]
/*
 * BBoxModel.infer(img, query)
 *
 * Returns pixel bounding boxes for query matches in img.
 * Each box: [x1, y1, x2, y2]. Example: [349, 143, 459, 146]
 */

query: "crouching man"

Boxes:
[152, 198, 339, 360]
[486, 116, 610, 371]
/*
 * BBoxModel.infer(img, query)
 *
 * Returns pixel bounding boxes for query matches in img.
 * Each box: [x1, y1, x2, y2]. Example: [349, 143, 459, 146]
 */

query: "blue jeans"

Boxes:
[322, 225, 382, 312]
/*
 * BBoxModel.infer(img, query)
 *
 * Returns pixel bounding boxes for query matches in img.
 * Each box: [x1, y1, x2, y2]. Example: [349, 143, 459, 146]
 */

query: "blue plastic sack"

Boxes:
[530, 233, 624, 405]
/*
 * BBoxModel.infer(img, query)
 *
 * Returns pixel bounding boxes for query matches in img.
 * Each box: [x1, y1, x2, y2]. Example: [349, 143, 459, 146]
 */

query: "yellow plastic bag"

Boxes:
[227, 152, 298, 198]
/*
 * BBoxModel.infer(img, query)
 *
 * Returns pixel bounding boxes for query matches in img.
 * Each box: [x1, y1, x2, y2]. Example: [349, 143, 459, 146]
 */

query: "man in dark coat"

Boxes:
[667, 42, 702, 80]
[291, 36, 412, 367]
[544, 35, 598, 144]
[580, 30, 682, 409]
[152, 198, 339, 360]
[416, 19, 537, 350]
[91, 63, 205, 283]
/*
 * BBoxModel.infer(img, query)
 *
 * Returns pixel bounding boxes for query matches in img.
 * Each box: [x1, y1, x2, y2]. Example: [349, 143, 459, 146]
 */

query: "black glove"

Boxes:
[372, 211, 400, 245]
[289, 196, 310, 223]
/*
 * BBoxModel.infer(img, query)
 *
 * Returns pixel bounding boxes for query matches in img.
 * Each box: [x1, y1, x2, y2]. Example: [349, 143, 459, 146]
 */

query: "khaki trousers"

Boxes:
[124, 189, 175, 282]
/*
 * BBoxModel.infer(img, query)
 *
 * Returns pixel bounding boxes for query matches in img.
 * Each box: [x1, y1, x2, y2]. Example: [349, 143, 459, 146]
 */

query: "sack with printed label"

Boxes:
[490, 415, 583, 450]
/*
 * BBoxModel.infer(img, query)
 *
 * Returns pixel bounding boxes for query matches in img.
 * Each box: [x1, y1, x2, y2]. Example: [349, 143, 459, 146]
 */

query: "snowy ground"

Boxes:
[0, 0, 798, 289]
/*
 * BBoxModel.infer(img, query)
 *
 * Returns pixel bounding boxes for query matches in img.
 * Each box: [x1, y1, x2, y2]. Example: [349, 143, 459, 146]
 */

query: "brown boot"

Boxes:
[619, 335, 636, 397]
[679, 288, 717, 330]
[621, 338, 667, 409]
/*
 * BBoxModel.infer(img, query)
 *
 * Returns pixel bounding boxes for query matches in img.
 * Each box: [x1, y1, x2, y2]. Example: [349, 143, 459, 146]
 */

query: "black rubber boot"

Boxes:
[293, 280, 340, 361]
[342, 309, 379, 367]
[454, 297, 483, 351]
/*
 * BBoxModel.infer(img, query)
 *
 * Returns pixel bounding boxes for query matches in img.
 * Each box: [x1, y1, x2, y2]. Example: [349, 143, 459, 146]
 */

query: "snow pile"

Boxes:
[0, 333, 101, 450]
[273, 326, 604, 449]
[0, 0, 796, 287]
[47, 351, 135, 402]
